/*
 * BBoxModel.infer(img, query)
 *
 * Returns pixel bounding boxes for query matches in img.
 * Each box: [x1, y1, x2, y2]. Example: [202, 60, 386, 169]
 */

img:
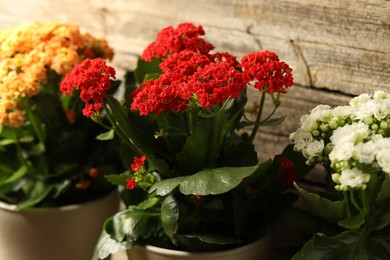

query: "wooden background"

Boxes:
[1, 0, 389, 161]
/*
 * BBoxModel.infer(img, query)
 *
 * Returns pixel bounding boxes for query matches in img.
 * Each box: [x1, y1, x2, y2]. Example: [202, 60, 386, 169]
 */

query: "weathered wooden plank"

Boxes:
[1, 0, 389, 159]
[1, 0, 389, 97]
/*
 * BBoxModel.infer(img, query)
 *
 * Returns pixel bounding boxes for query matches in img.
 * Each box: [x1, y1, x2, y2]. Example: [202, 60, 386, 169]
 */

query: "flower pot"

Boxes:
[126, 234, 271, 260]
[0, 190, 119, 260]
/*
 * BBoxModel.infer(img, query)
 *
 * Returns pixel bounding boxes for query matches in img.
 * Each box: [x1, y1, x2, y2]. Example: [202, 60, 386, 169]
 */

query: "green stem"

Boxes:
[350, 190, 362, 212]
[208, 107, 225, 167]
[361, 189, 368, 211]
[103, 103, 142, 156]
[249, 91, 266, 144]
[260, 102, 279, 125]
[343, 191, 352, 217]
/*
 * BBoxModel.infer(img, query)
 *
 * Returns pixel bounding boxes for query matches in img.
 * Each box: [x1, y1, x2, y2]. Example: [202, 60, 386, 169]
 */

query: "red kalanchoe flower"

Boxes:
[159, 50, 211, 75]
[126, 177, 137, 190]
[187, 62, 247, 108]
[208, 52, 239, 67]
[131, 155, 147, 172]
[279, 157, 298, 187]
[240, 50, 293, 94]
[131, 72, 189, 115]
[60, 58, 116, 117]
[141, 22, 214, 61]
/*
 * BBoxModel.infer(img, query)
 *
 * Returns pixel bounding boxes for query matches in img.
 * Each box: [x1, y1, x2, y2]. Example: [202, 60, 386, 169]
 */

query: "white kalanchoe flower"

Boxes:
[332, 105, 353, 120]
[330, 122, 370, 146]
[332, 168, 371, 191]
[376, 148, 390, 174]
[372, 135, 390, 150]
[373, 90, 390, 100]
[309, 104, 333, 122]
[329, 142, 355, 162]
[303, 139, 325, 158]
[353, 140, 377, 164]
[350, 93, 371, 108]
[290, 129, 314, 152]
[373, 99, 390, 121]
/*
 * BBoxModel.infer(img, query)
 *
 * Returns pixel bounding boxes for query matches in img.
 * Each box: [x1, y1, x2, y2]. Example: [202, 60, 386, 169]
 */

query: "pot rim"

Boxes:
[138, 233, 270, 256]
[0, 188, 117, 212]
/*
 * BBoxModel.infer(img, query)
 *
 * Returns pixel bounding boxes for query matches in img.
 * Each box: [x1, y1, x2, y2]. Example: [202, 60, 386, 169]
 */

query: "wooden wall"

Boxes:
[1, 0, 389, 160]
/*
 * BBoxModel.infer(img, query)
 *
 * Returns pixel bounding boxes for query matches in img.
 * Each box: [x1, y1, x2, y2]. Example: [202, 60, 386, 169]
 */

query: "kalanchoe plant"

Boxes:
[61, 22, 300, 259]
[0, 22, 123, 209]
[289, 91, 390, 259]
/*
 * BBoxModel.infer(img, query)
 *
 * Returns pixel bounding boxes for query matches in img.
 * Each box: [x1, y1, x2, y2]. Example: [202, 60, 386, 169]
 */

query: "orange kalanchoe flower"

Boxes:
[0, 22, 114, 128]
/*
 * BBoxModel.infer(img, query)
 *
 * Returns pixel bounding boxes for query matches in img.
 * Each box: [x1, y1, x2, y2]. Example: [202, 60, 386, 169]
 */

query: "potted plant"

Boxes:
[0, 22, 123, 260]
[61, 22, 303, 260]
[289, 91, 390, 259]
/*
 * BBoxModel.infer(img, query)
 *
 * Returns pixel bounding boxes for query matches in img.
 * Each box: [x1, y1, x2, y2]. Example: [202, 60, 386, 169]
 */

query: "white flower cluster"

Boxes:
[290, 91, 390, 191]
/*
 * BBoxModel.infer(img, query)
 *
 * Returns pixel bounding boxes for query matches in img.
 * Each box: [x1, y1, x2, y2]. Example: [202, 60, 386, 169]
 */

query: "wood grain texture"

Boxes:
[1, 0, 389, 158]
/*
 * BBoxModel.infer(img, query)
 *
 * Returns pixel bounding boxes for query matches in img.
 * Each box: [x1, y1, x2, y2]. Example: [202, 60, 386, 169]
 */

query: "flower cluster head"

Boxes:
[0, 22, 114, 127]
[126, 155, 156, 190]
[141, 22, 214, 61]
[126, 23, 293, 116]
[60, 58, 116, 117]
[290, 91, 390, 191]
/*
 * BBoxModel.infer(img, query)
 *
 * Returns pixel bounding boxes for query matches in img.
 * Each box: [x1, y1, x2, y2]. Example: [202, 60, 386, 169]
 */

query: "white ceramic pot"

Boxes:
[0, 190, 119, 260]
[127, 234, 271, 260]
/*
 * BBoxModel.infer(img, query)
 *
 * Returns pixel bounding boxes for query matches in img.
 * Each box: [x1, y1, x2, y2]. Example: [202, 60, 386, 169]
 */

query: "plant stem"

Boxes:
[350, 190, 362, 212]
[361, 189, 368, 211]
[103, 103, 142, 156]
[249, 91, 266, 144]
[343, 191, 352, 217]
[208, 107, 224, 167]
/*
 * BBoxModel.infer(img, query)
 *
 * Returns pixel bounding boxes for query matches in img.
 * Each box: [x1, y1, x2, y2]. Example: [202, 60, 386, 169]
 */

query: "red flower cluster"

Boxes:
[131, 49, 247, 115]
[126, 178, 136, 190]
[141, 23, 214, 61]
[279, 157, 298, 187]
[240, 51, 293, 93]
[60, 58, 116, 117]
[131, 155, 147, 172]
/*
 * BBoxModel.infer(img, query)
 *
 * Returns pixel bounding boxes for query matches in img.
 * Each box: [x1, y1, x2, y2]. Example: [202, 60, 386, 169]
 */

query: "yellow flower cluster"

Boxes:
[0, 22, 114, 127]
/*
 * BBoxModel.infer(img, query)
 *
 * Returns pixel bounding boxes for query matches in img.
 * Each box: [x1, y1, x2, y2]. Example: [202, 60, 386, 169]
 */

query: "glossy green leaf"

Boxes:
[338, 211, 367, 230]
[3, 165, 28, 184]
[16, 181, 54, 210]
[376, 176, 390, 203]
[161, 195, 179, 240]
[150, 166, 258, 196]
[292, 230, 388, 260]
[294, 183, 345, 223]
[134, 58, 162, 83]
[92, 229, 133, 260]
[96, 129, 115, 140]
[112, 206, 160, 242]
[185, 233, 241, 245]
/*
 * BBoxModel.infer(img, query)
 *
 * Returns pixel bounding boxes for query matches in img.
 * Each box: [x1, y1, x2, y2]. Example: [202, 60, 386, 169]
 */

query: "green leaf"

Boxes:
[150, 166, 258, 196]
[149, 176, 187, 196]
[105, 172, 133, 186]
[136, 197, 160, 210]
[294, 183, 345, 223]
[112, 206, 160, 241]
[3, 165, 28, 184]
[185, 233, 241, 245]
[161, 195, 179, 240]
[338, 211, 367, 230]
[92, 229, 133, 260]
[16, 181, 54, 210]
[261, 115, 286, 126]
[175, 117, 214, 172]
[376, 176, 390, 204]
[292, 230, 388, 260]
[96, 129, 115, 140]
[134, 58, 162, 83]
